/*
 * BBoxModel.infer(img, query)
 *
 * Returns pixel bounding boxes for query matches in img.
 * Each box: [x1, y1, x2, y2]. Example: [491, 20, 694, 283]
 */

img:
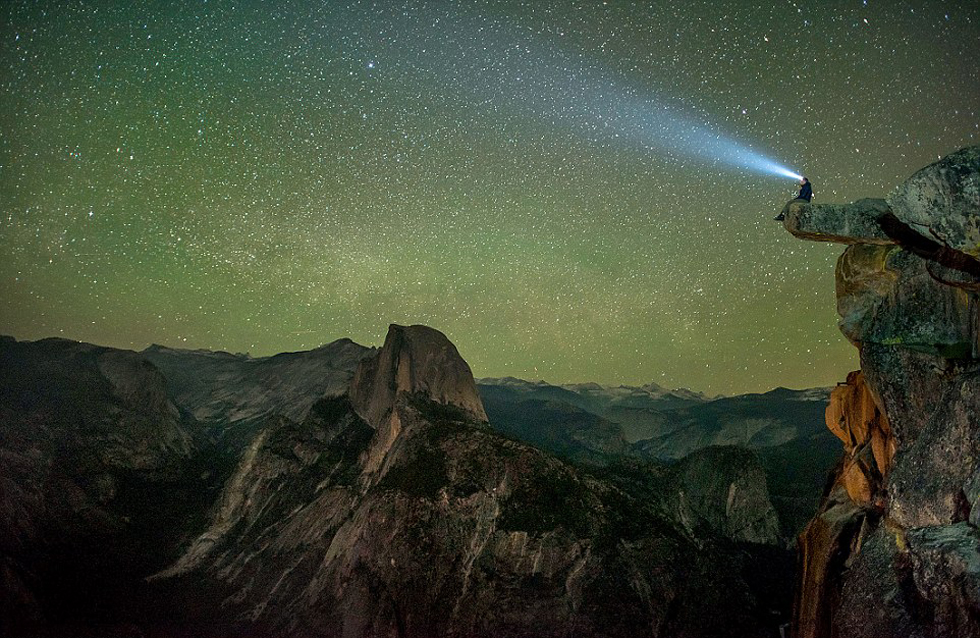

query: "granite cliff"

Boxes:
[0, 337, 213, 636]
[783, 145, 980, 638]
[2, 324, 794, 637]
[146, 324, 788, 637]
[142, 338, 374, 450]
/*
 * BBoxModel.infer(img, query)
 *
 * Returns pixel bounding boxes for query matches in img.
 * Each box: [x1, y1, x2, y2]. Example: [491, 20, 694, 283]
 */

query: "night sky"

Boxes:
[2, 1, 978, 394]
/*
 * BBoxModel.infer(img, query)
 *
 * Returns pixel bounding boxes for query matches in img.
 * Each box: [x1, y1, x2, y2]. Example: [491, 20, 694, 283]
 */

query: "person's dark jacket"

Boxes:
[797, 181, 812, 202]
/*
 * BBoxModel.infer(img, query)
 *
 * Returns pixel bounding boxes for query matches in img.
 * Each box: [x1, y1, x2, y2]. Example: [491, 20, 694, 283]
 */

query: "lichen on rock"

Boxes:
[887, 145, 980, 259]
[782, 197, 895, 245]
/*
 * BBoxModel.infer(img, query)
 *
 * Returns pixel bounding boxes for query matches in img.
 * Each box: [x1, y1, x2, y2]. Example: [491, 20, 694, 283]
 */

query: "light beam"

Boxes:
[343, 6, 804, 181]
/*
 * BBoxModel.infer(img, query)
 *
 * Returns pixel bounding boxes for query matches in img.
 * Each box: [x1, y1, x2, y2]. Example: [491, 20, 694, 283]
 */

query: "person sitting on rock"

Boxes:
[775, 177, 813, 221]
[796, 177, 812, 202]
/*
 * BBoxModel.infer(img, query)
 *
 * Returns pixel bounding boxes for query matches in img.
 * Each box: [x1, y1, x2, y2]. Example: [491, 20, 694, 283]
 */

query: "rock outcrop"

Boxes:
[888, 145, 980, 260]
[785, 145, 980, 638]
[782, 197, 895, 245]
[351, 324, 488, 427]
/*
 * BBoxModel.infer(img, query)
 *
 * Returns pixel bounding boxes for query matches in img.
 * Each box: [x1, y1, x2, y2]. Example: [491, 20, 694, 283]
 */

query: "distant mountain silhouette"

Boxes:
[478, 377, 840, 534]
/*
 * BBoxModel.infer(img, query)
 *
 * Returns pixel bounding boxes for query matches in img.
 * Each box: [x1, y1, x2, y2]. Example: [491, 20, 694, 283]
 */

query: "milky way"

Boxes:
[2, 0, 978, 394]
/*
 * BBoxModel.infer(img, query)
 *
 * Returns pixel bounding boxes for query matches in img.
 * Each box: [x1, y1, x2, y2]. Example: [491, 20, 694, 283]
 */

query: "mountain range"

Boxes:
[0, 326, 831, 637]
[477, 376, 839, 535]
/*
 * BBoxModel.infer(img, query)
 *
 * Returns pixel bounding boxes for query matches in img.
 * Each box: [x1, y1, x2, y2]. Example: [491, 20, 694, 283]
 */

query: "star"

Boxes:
[0, 0, 977, 394]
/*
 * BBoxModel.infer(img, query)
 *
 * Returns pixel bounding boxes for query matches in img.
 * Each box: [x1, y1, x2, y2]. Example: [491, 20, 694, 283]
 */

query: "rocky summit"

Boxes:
[1, 324, 799, 638]
[783, 145, 980, 638]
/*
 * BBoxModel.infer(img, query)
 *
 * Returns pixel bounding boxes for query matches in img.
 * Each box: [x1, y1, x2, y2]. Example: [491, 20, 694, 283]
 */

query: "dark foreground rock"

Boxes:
[0, 337, 220, 638]
[786, 145, 980, 638]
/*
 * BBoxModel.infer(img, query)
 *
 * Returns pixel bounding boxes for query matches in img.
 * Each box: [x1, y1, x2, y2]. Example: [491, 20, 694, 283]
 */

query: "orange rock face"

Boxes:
[792, 371, 892, 638]
[829, 370, 894, 500]
[792, 373, 896, 638]
[792, 488, 866, 638]
[825, 371, 895, 487]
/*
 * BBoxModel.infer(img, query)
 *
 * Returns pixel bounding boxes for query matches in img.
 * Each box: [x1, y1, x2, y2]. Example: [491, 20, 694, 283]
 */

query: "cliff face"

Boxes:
[142, 338, 373, 449]
[784, 145, 980, 638]
[349, 324, 488, 477]
[351, 324, 488, 428]
[2, 326, 795, 637]
[666, 445, 782, 545]
[146, 324, 789, 638]
[0, 337, 213, 635]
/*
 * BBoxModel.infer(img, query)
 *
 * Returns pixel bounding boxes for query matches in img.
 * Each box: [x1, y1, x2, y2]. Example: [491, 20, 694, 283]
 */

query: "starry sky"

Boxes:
[2, 1, 978, 394]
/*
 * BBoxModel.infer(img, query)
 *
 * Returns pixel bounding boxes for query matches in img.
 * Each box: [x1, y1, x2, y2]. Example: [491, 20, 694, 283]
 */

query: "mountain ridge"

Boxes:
[1, 325, 801, 637]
